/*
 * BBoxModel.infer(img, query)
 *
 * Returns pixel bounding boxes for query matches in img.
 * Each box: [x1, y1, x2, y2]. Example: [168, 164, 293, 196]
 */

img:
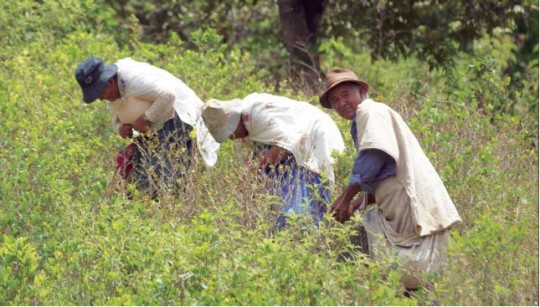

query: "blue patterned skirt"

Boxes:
[132, 114, 193, 191]
[263, 153, 330, 231]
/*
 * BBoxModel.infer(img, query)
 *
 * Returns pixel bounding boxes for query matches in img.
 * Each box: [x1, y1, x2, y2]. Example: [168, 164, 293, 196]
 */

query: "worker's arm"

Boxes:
[255, 145, 289, 170]
[331, 184, 363, 223]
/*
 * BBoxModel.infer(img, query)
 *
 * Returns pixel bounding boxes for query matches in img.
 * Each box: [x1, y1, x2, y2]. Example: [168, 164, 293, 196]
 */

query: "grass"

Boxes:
[0, 0, 538, 305]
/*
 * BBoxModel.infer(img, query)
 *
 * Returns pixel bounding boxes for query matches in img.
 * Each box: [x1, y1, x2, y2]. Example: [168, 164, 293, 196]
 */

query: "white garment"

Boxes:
[108, 97, 153, 125]
[355, 99, 461, 236]
[354, 99, 460, 289]
[241, 93, 345, 184]
[106, 58, 220, 167]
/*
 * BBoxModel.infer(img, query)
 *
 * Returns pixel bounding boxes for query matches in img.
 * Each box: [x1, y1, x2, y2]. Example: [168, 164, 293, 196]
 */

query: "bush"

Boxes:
[0, 0, 537, 305]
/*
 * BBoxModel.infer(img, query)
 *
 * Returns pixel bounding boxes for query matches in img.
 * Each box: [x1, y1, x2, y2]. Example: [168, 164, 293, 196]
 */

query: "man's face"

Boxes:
[328, 83, 366, 120]
[99, 77, 120, 101]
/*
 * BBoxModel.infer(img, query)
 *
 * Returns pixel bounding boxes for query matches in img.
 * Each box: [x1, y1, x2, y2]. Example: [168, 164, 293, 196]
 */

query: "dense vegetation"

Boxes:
[0, 0, 538, 305]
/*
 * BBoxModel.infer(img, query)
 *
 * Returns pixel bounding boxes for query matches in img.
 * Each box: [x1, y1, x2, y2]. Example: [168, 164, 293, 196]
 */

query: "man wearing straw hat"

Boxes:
[202, 93, 345, 230]
[319, 68, 461, 290]
[75, 56, 219, 196]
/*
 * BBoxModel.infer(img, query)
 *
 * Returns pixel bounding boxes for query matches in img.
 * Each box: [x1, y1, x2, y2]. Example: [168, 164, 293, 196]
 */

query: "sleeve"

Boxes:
[143, 87, 175, 124]
[122, 67, 175, 125]
[349, 149, 391, 189]
[108, 107, 122, 134]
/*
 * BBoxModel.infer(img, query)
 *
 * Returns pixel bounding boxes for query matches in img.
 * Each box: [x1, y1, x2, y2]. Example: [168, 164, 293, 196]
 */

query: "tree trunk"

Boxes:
[277, 0, 326, 87]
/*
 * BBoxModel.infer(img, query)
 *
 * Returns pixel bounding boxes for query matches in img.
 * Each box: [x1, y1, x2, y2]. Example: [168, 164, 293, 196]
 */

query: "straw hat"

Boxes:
[201, 99, 243, 143]
[319, 68, 369, 109]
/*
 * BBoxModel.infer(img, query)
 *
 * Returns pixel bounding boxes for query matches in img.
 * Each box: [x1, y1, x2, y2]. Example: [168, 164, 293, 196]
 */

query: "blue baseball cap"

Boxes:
[75, 56, 118, 103]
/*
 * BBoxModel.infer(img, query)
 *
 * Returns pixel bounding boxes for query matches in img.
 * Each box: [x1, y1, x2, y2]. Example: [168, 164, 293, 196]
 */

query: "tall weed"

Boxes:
[0, 0, 537, 305]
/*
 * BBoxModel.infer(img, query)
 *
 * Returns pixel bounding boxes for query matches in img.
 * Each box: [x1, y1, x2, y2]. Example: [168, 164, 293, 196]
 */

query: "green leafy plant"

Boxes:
[0, 0, 537, 305]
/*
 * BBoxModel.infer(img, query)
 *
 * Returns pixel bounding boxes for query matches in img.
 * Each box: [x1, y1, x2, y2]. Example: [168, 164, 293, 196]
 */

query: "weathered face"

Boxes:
[99, 77, 121, 101]
[328, 83, 366, 120]
[229, 118, 248, 140]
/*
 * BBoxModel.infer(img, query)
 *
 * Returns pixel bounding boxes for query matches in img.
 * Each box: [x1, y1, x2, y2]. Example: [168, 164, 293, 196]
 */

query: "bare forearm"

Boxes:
[256, 145, 288, 169]
[144, 90, 175, 124]
[331, 184, 362, 223]
[340, 184, 363, 203]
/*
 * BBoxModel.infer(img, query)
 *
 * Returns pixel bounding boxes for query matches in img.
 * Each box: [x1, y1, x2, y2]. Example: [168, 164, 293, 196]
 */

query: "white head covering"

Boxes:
[201, 99, 243, 143]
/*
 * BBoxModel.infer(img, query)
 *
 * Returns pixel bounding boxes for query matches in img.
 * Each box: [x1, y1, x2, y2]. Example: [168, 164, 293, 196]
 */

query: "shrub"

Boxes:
[0, 0, 537, 305]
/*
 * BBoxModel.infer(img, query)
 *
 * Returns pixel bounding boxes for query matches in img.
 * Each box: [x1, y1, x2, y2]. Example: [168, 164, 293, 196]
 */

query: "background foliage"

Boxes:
[100, 0, 538, 98]
[0, 0, 538, 305]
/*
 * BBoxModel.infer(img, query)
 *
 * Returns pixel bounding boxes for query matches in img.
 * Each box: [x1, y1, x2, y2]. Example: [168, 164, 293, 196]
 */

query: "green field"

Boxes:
[1, 1, 538, 305]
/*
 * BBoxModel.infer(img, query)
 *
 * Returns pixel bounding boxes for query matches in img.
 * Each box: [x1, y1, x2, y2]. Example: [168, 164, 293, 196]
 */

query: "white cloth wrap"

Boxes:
[355, 99, 461, 236]
[355, 99, 461, 288]
[241, 93, 345, 184]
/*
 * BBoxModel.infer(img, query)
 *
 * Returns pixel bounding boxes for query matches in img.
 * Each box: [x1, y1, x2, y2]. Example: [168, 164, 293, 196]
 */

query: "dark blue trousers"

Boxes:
[133, 114, 193, 192]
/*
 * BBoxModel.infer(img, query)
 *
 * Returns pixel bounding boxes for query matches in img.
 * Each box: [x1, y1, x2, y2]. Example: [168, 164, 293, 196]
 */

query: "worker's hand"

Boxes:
[119, 124, 133, 139]
[247, 159, 263, 174]
[132, 115, 151, 133]
[348, 193, 368, 216]
[331, 194, 352, 223]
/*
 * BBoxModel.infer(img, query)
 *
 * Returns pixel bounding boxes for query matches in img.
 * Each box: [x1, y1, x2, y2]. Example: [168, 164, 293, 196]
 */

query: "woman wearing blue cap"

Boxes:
[75, 56, 219, 196]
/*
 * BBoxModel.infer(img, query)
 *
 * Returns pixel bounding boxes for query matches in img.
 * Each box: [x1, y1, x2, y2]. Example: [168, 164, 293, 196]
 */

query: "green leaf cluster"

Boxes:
[0, 0, 537, 305]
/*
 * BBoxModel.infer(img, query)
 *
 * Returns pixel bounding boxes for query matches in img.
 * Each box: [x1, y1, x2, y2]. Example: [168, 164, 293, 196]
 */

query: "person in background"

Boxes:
[201, 93, 345, 231]
[319, 68, 461, 291]
[75, 56, 219, 196]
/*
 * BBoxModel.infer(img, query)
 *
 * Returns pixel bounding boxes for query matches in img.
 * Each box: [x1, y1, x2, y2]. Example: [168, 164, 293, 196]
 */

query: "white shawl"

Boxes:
[241, 93, 345, 183]
[355, 99, 461, 236]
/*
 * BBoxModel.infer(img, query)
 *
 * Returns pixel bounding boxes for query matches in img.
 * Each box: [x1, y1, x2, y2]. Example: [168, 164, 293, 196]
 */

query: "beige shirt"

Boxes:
[108, 97, 170, 128]
[107, 58, 189, 132]
[105, 58, 220, 166]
